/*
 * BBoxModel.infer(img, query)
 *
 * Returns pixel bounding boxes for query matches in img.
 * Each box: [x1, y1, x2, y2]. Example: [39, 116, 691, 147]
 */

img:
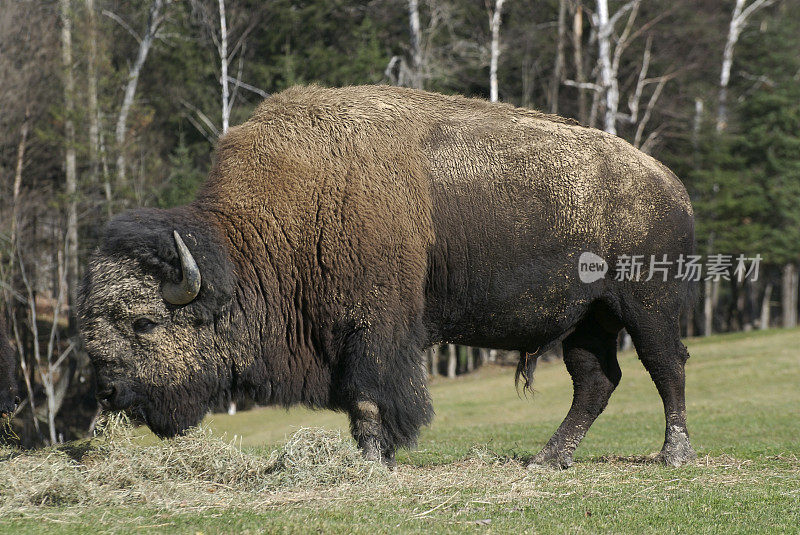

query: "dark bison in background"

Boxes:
[0, 314, 18, 417]
[79, 85, 696, 468]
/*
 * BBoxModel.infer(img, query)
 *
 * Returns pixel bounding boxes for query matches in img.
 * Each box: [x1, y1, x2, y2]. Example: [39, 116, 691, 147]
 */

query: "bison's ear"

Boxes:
[100, 208, 236, 324]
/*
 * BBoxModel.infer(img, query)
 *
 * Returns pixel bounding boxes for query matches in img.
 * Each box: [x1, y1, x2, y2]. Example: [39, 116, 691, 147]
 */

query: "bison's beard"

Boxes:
[132, 384, 214, 438]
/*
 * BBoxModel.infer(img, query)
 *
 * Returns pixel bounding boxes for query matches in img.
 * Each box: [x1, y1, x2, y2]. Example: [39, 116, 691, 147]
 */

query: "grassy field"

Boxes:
[1, 328, 799, 534]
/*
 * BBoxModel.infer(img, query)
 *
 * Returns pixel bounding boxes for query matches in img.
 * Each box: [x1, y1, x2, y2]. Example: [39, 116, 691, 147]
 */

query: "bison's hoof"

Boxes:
[381, 450, 397, 470]
[657, 429, 697, 467]
[359, 438, 382, 463]
[657, 446, 697, 467]
[526, 450, 573, 470]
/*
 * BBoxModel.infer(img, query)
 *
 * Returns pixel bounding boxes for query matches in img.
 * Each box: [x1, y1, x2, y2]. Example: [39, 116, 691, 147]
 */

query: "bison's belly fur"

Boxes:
[81, 85, 697, 468]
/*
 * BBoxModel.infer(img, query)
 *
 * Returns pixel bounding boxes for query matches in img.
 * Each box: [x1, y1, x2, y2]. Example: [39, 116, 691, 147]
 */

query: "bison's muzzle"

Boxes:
[95, 376, 138, 412]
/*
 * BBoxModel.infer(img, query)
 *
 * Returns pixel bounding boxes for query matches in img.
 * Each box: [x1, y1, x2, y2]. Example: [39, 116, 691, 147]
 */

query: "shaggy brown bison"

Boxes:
[0, 314, 18, 417]
[79, 85, 696, 468]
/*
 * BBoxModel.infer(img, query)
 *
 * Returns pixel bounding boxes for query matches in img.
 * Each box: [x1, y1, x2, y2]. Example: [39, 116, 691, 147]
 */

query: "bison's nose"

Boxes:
[96, 380, 135, 411]
[97, 384, 117, 409]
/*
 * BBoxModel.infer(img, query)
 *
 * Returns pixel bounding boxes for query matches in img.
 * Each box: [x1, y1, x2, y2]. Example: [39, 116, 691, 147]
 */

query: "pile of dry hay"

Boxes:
[0, 415, 389, 511]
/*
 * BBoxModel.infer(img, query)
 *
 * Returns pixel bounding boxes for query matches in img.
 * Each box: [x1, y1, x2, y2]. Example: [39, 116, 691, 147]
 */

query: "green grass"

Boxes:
[2, 329, 799, 534]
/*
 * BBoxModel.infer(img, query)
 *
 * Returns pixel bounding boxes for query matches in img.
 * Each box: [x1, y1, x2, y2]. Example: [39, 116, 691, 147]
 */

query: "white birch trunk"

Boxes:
[115, 0, 165, 185]
[60, 0, 79, 313]
[86, 0, 100, 182]
[11, 106, 30, 249]
[782, 263, 798, 329]
[595, 0, 617, 134]
[218, 0, 230, 134]
[704, 278, 713, 336]
[572, 3, 587, 124]
[717, 0, 776, 132]
[760, 281, 772, 330]
[489, 0, 507, 103]
[447, 344, 457, 379]
[428, 347, 439, 377]
[692, 98, 704, 149]
[408, 0, 423, 89]
[718, 0, 746, 132]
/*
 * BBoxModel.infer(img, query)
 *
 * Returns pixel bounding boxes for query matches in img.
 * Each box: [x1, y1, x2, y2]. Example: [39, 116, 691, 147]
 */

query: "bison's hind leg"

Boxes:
[528, 304, 622, 470]
[620, 302, 696, 467]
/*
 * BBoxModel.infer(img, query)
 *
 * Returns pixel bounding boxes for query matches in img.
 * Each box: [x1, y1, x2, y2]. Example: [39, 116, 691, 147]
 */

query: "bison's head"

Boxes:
[0, 321, 18, 418]
[78, 209, 236, 437]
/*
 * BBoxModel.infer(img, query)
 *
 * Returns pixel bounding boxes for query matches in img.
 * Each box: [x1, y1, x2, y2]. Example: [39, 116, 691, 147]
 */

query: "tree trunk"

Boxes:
[428, 347, 439, 377]
[782, 263, 798, 328]
[718, 0, 776, 132]
[115, 0, 165, 186]
[571, 2, 587, 124]
[447, 344, 457, 379]
[703, 278, 714, 336]
[465, 347, 474, 373]
[218, 0, 230, 134]
[595, 0, 616, 134]
[718, 0, 745, 132]
[86, 0, 100, 183]
[489, 0, 507, 103]
[407, 0, 423, 89]
[760, 280, 773, 330]
[549, 0, 567, 113]
[60, 0, 79, 318]
[11, 105, 30, 249]
[692, 98, 704, 149]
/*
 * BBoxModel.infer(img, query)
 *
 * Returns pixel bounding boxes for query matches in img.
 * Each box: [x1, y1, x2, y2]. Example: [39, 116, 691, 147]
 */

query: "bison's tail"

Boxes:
[515, 349, 539, 396]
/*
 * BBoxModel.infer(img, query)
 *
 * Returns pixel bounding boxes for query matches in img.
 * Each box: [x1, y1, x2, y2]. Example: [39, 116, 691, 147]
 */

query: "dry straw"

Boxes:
[0, 414, 389, 511]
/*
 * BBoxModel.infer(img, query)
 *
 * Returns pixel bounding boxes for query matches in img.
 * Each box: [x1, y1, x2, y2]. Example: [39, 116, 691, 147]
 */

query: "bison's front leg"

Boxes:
[342, 328, 434, 468]
[350, 400, 385, 464]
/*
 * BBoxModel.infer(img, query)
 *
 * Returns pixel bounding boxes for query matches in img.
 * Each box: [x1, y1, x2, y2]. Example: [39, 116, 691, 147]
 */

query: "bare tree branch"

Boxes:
[226, 76, 269, 98]
[563, 79, 602, 92]
[181, 99, 220, 138]
[634, 74, 668, 148]
[101, 9, 142, 44]
[115, 0, 171, 186]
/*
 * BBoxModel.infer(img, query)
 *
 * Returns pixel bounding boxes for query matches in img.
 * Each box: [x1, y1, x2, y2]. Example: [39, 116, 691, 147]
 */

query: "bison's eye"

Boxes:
[132, 317, 158, 334]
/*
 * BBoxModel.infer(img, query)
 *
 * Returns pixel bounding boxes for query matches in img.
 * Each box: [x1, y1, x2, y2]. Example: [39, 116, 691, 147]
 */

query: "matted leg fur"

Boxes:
[623, 311, 696, 467]
[528, 313, 621, 469]
[338, 325, 433, 467]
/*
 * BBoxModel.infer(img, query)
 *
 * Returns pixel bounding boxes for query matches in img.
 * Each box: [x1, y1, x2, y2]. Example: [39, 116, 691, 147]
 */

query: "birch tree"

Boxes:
[447, 344, 457, 379]
[86, 0, 100, 184]
[408, 0, 423, 89]
[188, 0, 264, 138]
[489, 0, 507, 102]
[549, 0, 568, 113]
[571, 1, 588, 124]
[705, 0, 777, 335]
[717, 0, 778, 132]
[60, 0, 79, 314]
[564, 0, 671, 145]
[110, 0, 170, 187]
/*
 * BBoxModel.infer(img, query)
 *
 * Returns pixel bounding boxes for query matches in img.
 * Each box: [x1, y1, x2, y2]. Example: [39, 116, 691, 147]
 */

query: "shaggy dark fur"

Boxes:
[79, 85, 697, 467]
[0, 314, 17, 416]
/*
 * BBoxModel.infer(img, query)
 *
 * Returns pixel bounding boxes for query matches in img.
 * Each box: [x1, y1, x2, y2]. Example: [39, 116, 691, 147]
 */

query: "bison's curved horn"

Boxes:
[161, 231, 201, 305]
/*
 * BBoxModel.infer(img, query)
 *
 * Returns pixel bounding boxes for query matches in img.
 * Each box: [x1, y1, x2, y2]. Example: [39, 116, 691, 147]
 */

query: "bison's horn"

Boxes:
[161, 231, 201, 305]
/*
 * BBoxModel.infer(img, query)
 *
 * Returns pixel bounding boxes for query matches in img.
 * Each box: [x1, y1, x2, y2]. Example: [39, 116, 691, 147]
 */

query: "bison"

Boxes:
[79, 85, 696, 468]
[0, 314, 18, 418]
